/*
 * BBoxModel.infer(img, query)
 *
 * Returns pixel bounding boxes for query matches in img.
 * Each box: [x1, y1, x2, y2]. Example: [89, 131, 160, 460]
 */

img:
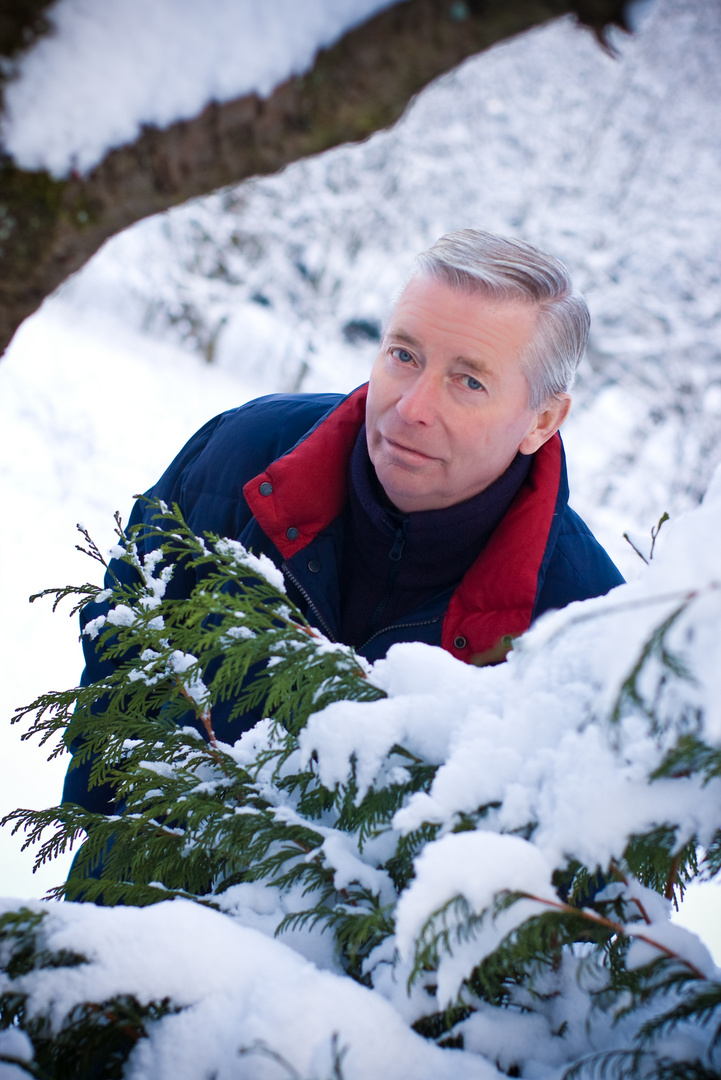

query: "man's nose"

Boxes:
[395, 373, 437, 425]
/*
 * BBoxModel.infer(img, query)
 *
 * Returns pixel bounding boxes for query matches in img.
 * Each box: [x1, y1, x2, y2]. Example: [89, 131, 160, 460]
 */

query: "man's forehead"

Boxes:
[388, 275, 536, 323]
[384, 279, 538, 365]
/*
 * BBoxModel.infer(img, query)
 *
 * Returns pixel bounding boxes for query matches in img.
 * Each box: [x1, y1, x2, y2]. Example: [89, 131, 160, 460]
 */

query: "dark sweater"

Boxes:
[339, 427, 532, 648]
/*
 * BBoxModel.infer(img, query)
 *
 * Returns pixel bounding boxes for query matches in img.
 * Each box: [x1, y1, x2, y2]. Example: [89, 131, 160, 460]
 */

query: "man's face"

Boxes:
[365, 275, 567, 513]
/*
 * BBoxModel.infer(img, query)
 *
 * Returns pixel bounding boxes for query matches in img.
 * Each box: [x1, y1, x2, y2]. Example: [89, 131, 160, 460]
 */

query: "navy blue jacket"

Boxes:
[64, 385, 623, 813]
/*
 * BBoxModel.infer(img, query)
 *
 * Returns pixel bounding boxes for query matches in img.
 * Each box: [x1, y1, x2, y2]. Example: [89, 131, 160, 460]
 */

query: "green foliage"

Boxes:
[5, 500, 386, 908]
[2, 500, 721, 1079]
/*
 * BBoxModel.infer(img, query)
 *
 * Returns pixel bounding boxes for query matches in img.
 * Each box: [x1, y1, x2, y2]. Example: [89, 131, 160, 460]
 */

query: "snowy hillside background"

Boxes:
[1, 0, 720, 955]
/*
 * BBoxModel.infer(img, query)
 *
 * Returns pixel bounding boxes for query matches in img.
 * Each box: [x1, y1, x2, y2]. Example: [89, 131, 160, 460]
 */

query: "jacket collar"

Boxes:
[244, 384, 368, 560]
[442, 431, 564, 663]
[244, 383, 565, 662]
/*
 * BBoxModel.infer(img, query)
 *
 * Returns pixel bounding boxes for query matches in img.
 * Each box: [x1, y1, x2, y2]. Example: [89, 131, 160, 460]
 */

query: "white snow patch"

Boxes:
[2, 0, 400, 176]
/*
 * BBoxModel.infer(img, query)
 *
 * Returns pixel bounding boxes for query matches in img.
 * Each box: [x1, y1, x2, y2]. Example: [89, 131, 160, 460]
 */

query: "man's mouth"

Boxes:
[383, 435, 437, 463]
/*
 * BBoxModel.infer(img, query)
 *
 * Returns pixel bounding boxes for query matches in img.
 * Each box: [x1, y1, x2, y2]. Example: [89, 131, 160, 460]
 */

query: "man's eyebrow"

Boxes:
[385, 328, 421, 348]
[385, 327, 495, 379]
[457, 355, 494, 378]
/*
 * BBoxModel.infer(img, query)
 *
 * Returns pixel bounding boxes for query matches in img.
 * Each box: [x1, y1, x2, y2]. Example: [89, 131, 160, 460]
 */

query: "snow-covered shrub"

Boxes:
[2, 478, 721, 1080]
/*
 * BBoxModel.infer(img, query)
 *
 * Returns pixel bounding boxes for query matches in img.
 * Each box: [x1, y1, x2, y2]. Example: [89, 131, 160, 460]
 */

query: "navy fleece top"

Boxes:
[339, 427, 532, 647]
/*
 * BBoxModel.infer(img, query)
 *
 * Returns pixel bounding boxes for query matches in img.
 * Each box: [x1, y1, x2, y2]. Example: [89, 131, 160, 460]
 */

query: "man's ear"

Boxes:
[519, 393, 571, 455]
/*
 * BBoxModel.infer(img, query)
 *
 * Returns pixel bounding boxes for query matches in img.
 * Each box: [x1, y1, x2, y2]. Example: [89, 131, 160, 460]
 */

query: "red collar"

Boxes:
[442, 431, 561, 662]
[244, 384, 368, 560]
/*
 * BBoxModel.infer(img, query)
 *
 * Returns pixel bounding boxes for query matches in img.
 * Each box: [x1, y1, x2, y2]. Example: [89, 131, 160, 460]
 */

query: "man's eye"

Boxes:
[392, 348, 414, 364]
[463, 375, 484, 391]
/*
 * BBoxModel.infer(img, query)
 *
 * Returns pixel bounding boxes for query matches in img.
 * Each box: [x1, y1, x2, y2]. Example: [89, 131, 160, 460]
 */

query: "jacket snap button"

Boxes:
[259, 481, 273, 496]
[454, 636, 467, 649]
[286, 526, 299, 540]
[308, 559, 321, 573]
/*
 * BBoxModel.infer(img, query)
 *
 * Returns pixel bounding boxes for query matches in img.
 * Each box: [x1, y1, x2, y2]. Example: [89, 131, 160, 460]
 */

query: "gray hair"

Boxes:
[413, 229, 589, 409]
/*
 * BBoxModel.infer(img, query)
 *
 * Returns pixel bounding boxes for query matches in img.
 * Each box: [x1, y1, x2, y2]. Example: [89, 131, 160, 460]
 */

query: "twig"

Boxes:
[522, 892, 707, 981]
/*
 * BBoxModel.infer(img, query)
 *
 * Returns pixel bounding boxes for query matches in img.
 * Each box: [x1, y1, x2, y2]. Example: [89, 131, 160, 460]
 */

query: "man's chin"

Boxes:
[375, 468, 442, 514]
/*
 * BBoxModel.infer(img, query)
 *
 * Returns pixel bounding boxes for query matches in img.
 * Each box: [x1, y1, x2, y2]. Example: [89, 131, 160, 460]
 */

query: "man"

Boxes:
[65, 229, 622, 811]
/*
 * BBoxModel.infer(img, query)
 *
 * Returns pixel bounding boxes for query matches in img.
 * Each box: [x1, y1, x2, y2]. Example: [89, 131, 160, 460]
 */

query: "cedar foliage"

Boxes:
[1, 501, 720, 1079]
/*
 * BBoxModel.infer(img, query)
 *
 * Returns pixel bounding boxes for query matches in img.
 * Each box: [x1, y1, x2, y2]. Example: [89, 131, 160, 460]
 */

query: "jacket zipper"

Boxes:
[388, 520, 407, 562]
[281, 561, 338, 642]
[362, 521, 407, 641]
[282, 562, 441, 654]
[360, 616, 441, 653]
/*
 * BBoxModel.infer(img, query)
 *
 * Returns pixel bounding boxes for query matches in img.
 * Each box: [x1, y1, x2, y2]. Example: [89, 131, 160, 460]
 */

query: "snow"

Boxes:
[0, 897, 497, 1080]
[0, 1029, 34, 1080]
[104, 603, 136, 627]
[394, 832, 557, 1003]
[215, 538, 286, 593]
[287, 478, 721, 918]
[65, 0, 721, 580]
[1, 0, 400, 177]
[625, 919, 717, 978]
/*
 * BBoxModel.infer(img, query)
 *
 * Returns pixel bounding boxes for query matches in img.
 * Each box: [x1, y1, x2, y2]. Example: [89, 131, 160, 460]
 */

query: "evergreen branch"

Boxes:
[608, 861, 654, 923]
[335, 757, 438, 848]
[611, 602, 698, 726]
[638, 984, 721, 1047]
[385, 822, 442, 893]
[621, 831, 699, 909]
[564, 1049, 721, 1080]
[7, 497, 721, 1075]
[519, 892, 708, 981]
[28, 582, 103, 617]
[703, 833, 721, 879]
[1, 804, 89, 871]
[278, 885, 395, 982]
[564, 1049, 651, 1080]
[652, 736, 721, 786]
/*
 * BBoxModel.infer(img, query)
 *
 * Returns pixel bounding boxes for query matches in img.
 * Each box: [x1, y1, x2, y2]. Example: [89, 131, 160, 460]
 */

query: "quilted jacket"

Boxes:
[64, 384, 623, 813]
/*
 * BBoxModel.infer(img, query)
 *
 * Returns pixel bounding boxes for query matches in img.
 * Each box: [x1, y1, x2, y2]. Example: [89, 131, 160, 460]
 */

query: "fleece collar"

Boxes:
[244, 383, 563, 663]
[244, 384, 368, 559]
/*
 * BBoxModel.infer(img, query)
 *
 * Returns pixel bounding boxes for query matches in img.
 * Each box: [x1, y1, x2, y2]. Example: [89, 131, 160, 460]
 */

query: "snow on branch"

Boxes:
[2, 472, 721, 1077]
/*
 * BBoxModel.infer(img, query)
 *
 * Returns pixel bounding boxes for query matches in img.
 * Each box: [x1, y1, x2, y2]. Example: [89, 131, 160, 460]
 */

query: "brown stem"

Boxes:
[522, 891, 707, 981]
[609, 861, 652, 925]
[198, 708, 217, 749]
[665, 853, 680, 903]
[176, 681, 218, 748]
